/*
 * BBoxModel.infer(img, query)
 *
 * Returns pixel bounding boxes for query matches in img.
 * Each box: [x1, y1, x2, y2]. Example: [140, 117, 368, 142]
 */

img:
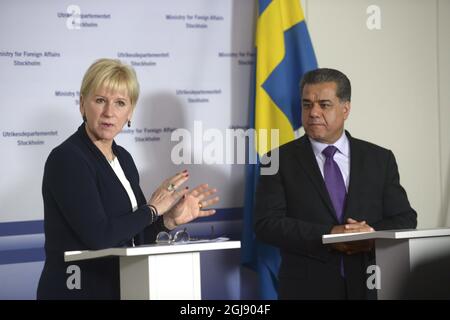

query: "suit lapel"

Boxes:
[293, 135, 338, 222]
[343, 131, 364, 221]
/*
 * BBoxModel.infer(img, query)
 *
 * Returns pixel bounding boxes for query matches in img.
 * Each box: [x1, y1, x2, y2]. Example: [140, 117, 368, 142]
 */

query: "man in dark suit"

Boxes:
[254, 68, 417, 299]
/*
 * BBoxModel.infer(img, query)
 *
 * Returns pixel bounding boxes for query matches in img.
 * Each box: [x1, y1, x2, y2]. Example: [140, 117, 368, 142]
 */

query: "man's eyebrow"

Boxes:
[302, 99, 333, 103]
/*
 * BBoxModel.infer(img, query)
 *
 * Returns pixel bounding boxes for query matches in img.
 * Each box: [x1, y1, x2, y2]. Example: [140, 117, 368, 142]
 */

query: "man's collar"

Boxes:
[308, 131, 350, 157]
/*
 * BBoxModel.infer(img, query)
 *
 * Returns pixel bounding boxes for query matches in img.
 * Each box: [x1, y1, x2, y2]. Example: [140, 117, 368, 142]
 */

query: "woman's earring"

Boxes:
[127, 120, 131, 128]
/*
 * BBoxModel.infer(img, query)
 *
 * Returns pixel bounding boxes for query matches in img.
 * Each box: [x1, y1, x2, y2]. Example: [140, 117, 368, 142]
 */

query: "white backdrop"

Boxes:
[0, 0, 256, 223]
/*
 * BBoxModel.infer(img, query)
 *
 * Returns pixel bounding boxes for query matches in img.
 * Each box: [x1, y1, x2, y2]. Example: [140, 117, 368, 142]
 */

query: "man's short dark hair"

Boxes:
[300, 68, 351, 102]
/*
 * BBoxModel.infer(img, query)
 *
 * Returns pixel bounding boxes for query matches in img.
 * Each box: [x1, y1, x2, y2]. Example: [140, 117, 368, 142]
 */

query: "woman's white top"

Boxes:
[109, 157, 138, 212]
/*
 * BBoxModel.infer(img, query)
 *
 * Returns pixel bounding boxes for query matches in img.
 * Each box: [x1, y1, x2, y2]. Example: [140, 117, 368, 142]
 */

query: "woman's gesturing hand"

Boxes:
[148, 170, 190, 215]
[163, 184, 220, 230]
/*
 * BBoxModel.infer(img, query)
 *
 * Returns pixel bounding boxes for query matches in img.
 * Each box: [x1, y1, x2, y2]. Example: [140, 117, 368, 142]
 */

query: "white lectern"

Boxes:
[323, 228, 450, 299]
[64, 240, 241, 300]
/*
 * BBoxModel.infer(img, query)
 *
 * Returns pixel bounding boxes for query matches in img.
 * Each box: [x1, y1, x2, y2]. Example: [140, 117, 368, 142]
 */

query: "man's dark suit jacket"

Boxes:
[37, 124, 167, 299]
[254, 131, 417, 299]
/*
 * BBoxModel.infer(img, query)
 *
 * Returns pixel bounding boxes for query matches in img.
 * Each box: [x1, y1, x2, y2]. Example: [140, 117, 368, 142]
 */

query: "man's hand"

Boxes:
[330, 218, 374, 234]
[330, 218, 375, 255]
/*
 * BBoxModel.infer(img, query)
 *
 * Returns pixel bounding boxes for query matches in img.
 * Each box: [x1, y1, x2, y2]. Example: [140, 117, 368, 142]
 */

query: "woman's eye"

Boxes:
[96, 98, 104, 104]
[117, 101, 125, 107]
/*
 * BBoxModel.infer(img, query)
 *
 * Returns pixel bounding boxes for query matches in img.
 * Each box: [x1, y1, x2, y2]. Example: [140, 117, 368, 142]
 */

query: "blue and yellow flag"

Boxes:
[242, 0, 318, 299]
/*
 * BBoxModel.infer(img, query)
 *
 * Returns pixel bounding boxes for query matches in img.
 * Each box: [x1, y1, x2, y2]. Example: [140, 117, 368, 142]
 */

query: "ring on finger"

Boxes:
[198, 202, 203, 209]
[167, 183, 175, 192]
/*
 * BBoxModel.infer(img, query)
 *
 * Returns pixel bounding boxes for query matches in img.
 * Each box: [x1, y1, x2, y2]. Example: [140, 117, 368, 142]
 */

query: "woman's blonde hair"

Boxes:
[80, 58, 139, 108]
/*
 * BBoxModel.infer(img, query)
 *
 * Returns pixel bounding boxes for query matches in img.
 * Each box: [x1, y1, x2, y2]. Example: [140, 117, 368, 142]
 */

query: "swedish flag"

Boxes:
[242, 0, 317, 299]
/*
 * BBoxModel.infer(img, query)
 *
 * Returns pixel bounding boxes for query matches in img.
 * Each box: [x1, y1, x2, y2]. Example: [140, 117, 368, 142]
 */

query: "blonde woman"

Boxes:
[37, 59, 219, 299]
